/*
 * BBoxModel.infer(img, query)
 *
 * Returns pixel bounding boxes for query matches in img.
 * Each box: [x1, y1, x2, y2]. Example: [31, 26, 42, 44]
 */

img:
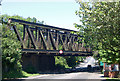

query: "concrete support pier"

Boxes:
[21, 54, 55, 73]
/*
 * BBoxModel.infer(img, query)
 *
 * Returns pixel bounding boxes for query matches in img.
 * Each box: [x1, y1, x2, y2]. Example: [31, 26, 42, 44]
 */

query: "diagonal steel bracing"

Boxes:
[8, 18, 92, 56]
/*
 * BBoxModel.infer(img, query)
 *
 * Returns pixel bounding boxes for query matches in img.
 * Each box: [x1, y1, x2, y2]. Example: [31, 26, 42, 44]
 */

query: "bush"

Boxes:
[55, 56, 70, 69]
[24, 64, 37, 73]
[66, 56, 77, 68]
[2, 26, 22, 78]
[1, 14, 44, 78]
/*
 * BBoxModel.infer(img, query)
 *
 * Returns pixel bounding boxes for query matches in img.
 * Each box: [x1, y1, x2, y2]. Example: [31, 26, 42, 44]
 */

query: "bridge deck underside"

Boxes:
[22, 49, 92, 56]
[8, 18, 92, 56]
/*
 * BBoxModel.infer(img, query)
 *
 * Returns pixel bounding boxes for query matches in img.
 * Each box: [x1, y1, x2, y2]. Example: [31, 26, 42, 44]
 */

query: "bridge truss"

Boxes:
[7, 18, 92, 56]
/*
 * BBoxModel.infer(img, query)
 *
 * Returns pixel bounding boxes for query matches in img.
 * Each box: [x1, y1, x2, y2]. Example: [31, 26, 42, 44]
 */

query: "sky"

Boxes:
[1, 0, 82, 30]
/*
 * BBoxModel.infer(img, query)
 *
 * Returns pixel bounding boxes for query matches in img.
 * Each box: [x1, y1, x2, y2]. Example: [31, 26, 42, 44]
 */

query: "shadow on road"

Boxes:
[65, 66, 102, 73]
[34, 66, 101, 75]
[26, 65, 102, 75]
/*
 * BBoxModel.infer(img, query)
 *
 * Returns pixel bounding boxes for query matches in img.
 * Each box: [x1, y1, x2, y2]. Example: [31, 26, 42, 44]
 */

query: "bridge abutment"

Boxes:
[21, 53, 55, 73]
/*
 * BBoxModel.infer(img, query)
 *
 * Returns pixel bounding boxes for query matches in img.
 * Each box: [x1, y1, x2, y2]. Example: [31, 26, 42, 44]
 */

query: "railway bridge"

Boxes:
[7, 18, 92, 72]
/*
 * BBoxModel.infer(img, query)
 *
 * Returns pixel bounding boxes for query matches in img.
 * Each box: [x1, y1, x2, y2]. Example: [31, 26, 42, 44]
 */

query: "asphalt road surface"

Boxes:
[76, 56, 97, 68]
[20, 57, 105, 79]
[25, 72, 104, 79]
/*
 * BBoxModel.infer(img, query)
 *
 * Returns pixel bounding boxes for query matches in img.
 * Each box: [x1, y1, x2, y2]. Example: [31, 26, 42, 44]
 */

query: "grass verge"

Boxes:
[3, 70, 40, 79]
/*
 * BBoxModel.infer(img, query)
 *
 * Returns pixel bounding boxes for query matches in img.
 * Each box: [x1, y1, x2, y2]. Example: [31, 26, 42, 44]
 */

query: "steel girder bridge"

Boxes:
[7, 18, 92, 56]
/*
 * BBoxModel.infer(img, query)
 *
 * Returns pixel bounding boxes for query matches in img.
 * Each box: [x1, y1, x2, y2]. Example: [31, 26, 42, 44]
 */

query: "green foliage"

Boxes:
[66, 56, 80, 68]
[2, 25, 22, 78]
[24, 64, 37, 73]
[55, 64, 66, 70]
[1, 14, 44, 78]
[77, 56, 85, 62]
[1, 14, 44, 24]
[55, 56, 70, 69]
[55, 56, 82, 69]
[58, 44, 63, 50]
[3, 70, 39, 79]
[2, 26, 22, 78]
[75, 2, 120, 64]
[55, 55, 84, 69]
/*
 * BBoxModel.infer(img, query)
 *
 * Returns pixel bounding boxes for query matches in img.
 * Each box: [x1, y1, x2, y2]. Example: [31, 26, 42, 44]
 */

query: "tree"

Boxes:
[75, 2, 120, 64]
[2, 22, 22, 78]
[66, 56, 80, 68]
[1, 14, 45, 78]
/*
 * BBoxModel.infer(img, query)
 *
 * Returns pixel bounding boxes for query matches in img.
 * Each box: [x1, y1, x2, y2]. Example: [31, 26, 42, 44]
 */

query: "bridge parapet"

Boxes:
[8, 18, 92, 56]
